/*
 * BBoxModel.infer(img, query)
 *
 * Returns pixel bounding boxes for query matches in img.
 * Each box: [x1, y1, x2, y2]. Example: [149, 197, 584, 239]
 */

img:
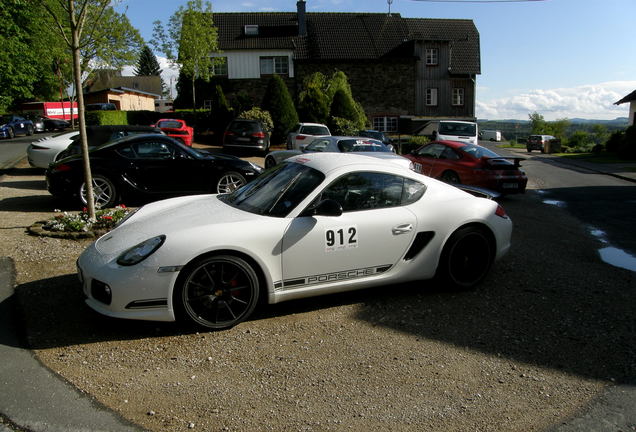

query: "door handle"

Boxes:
[392, 224, 413, 235]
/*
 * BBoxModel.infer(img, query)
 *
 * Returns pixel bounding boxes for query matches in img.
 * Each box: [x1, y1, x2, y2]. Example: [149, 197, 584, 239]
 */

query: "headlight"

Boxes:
[116, 235, 166, 266]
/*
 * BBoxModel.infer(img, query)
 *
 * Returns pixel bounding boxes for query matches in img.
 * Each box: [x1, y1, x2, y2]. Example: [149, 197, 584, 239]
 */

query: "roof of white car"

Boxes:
[286, 152, 412, 174]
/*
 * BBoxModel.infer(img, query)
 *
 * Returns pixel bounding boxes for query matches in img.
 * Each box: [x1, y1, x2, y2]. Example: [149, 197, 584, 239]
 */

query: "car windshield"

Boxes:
[439, 122, 477, 136]
[459, 144, 500, 159]
[338, 139, 389, 153]
[359, 131, 385, 141]
[157, 120, 183, 129]
[221, 162, 325, 217]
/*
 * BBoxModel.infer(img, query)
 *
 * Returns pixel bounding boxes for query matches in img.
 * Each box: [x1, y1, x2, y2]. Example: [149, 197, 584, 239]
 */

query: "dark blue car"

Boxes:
[0, 115, 35, 139]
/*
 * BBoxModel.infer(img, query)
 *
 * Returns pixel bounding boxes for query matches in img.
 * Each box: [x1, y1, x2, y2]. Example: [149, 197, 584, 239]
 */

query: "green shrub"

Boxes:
[85, 110, 128, 125]
[398, 136, 429, 155]
[262, 75, 298, 144]
[606, 130, 624, 153]
[329, 116, 357, 136]
[297, 85, 329, 124]
[238, 107, 273, 132]
[618, 125, 636, 159]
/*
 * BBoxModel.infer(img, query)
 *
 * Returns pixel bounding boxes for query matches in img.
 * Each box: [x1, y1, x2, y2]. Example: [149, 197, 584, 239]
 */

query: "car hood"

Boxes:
[94, 194, 256, 255]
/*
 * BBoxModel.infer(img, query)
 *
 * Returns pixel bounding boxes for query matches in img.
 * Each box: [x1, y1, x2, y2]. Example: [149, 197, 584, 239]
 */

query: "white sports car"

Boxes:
[77, 153, 512, 329]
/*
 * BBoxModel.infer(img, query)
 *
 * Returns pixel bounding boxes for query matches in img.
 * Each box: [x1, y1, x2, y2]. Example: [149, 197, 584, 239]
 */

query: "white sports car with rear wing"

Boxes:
[77, 153, 512, 329]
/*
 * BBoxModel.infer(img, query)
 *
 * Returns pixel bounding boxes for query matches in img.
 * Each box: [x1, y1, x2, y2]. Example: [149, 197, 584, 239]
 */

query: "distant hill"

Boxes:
[478, 118, 629, 140]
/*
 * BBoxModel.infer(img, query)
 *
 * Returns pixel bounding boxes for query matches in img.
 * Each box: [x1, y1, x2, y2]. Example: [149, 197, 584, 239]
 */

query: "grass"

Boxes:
[555, 152, 628, 164]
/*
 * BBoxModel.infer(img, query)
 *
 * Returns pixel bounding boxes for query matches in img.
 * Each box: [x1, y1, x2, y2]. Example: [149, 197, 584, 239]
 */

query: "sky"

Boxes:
[116, 0, 636, 121]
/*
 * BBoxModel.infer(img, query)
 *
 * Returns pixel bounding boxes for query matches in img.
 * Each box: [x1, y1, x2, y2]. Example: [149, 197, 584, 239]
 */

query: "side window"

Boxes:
[321, 172, 417, 212]
[441, 147, 461, 160]
[305, 139, 330, 152]
[116, 144, 135, 159]
[416, 143, 445, 159]
[133, 141, 174, 159]
[402, 178, 427, 205]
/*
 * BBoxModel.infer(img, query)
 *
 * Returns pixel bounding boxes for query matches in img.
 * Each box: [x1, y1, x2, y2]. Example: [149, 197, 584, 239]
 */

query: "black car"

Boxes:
[55, 124, 163, 161]
[222, 119, 270, 155]
[357, 129, 392, 146]
[26, 115, 70, 132]
[46, 134, 264, 208]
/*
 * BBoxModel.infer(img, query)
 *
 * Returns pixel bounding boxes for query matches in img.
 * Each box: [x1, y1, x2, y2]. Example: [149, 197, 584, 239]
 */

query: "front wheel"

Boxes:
[7, 128, 14, 139]
[26, 125, 34, 136]
[436, 226, 493, 289]
[80, 174, 118, 209]
[216, 171, 246, 194]
[176, 255, 260, 329]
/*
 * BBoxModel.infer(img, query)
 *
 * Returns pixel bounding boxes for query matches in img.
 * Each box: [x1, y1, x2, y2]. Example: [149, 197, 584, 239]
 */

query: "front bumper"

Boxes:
[77, 241, 180, 322]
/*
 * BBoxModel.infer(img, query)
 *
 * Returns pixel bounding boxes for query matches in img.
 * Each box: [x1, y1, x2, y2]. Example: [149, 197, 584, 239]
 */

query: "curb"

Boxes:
[0, 256, 145, 432]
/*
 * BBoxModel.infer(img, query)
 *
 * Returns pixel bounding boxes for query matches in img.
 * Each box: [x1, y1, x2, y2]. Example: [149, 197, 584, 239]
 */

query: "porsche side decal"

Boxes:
[275, 264, 392, 291]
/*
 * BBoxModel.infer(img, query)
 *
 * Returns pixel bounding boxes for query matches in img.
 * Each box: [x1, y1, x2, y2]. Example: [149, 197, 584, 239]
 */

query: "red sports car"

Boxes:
[153, 119, 194, 146]
[404, 140, 527, 194]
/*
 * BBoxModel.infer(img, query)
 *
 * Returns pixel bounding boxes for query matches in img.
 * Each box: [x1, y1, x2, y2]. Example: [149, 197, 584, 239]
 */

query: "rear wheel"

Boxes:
[26, 125, 34, 136]
[216, 171, 246, 194]
[176, 255, 260, 329]
[441, 170, 460, 184]
[436, 226, 493, 289]
[80, 174, 118, 209]
[264, 155, 276, 169]
[7, 128, 14, 139]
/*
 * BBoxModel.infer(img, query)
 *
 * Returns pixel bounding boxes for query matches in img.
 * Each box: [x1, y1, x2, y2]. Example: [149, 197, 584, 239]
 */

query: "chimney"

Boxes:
[297, 0, 307, 36]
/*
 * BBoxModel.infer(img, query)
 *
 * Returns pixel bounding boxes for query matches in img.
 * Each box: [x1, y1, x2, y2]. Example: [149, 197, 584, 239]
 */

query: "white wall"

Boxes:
[212, 50, 294, 79]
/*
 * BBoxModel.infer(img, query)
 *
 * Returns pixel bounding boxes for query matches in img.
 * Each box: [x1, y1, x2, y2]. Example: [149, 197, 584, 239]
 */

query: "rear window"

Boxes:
[300, 125, 330, 135]
[337, 139, 389, 153]
[157, 120, 183, 129]
[229, 121, 261, 134]
[439, 122, 476, 136]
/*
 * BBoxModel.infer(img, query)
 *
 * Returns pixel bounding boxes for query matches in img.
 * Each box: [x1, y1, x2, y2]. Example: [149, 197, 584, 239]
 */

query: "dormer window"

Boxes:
[244, 25, 259, 36]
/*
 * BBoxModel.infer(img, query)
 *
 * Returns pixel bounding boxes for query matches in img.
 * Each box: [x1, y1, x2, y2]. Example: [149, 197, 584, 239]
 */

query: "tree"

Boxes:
[262, 75, 298, 144]
[41, 0, 143, 219]
[134, 45, 162, 76]
[152, 0, 219, 112]
[529, 112, 548, 134]
[326, 71, 366, 129]
[297, 72, 329, 124]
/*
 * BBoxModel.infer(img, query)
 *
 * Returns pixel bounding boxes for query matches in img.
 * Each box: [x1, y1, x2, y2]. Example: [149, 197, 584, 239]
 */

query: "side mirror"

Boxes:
[300, 199, 343, 217]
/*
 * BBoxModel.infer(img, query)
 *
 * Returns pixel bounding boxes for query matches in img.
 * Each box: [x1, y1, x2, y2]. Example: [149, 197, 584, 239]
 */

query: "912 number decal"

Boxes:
[325, 226, 358, 252]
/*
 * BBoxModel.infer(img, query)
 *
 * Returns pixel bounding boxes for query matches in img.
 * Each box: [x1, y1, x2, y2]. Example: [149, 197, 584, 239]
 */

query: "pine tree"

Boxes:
[262, 75, 298, 144]
[134, 45, 162, 76]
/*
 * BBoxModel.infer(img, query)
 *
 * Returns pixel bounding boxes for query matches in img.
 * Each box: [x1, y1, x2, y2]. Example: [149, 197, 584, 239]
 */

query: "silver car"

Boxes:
[266, 136, 396, 169]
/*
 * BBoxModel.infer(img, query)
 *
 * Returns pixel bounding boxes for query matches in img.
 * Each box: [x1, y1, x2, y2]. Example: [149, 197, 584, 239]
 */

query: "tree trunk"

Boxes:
[191, 76, 196, 113]
[70, 0, 96, 220]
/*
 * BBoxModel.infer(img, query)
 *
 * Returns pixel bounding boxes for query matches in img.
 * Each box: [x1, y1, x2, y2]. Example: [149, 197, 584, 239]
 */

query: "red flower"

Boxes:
[101, 216, 113, 220]
[118, 204, 126, 208]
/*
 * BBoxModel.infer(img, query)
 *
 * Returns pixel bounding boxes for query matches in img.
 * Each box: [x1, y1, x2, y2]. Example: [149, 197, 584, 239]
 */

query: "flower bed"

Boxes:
[28, 205, 132, 239]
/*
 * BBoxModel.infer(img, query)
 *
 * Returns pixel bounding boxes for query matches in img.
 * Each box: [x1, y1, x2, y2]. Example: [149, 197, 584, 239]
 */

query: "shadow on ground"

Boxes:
[11, 191, 636, 385]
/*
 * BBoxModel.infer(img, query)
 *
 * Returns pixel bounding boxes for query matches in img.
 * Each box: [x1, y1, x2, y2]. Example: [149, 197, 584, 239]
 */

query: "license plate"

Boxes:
[237, 137, 250, 142]
[502, 183, 518, 189]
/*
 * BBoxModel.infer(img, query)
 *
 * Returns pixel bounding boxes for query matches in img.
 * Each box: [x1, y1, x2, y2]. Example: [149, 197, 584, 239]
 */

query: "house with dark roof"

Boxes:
[210, 1, 481, 133]
[615, 90, 636, 126]
[84, 69, 162, 111]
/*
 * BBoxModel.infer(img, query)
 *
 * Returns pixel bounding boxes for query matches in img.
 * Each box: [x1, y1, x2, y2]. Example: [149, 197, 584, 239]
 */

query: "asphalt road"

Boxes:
[0, 132, 58, 171]
[482, 141, 636, 260]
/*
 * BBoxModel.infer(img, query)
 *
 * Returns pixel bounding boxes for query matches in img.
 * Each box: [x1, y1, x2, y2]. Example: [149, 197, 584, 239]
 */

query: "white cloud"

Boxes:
[477, 81, 636, 120]
[121, 56, 180, 99]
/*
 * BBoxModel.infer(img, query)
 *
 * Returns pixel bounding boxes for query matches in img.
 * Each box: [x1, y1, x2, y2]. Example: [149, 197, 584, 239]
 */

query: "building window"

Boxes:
[260, 56, 289, 76]
[373, 116, 398, 132]
[213, 57, 227, 76]
[244, 25, 259, 36]
[425, 88, 438, 106]
[425, 48, 438, 66]
[452, 88, 465, 106]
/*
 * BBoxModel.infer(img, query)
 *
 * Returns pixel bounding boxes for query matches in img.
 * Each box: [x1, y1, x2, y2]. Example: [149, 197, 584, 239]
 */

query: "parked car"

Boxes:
[286, 122, 331, 150]
[46, 134, 263, 208]
[28, 125, 163, 169]
[0, 115, 35, 139]
[223, 118, 270, 154]
[404, 140, 528, 194]
[265, 136, 399, 168]
[26, 115, 70, 132]
[357, 129, 392, 146]
[416, 120, 478, 145]
[526, 134, 560, 153]
[152, 118, 194, 146]
[75, 152, 512, 329]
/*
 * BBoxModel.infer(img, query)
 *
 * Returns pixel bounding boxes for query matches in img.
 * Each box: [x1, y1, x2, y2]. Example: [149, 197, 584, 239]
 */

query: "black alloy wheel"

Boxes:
[264, 156, 276, 169]
[177, 255, 260, 329]
[436, 226, 493, 289]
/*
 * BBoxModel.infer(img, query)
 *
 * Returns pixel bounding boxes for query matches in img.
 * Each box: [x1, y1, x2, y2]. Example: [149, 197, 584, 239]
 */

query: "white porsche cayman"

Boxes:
[77, 153, 512, 329]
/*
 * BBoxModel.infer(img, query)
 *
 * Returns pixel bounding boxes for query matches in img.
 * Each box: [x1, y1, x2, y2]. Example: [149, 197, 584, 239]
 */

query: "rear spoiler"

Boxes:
[486, 157, 525, 167]
[455, 184, 501, 200]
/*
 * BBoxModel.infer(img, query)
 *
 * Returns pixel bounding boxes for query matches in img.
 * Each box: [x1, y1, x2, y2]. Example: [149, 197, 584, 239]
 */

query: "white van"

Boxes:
[480, 129, 502, 142]
[417, 120, 478, 144]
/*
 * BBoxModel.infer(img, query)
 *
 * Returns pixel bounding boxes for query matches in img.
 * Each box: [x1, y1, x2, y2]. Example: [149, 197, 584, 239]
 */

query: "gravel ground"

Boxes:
[1, 157, 635, 432]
